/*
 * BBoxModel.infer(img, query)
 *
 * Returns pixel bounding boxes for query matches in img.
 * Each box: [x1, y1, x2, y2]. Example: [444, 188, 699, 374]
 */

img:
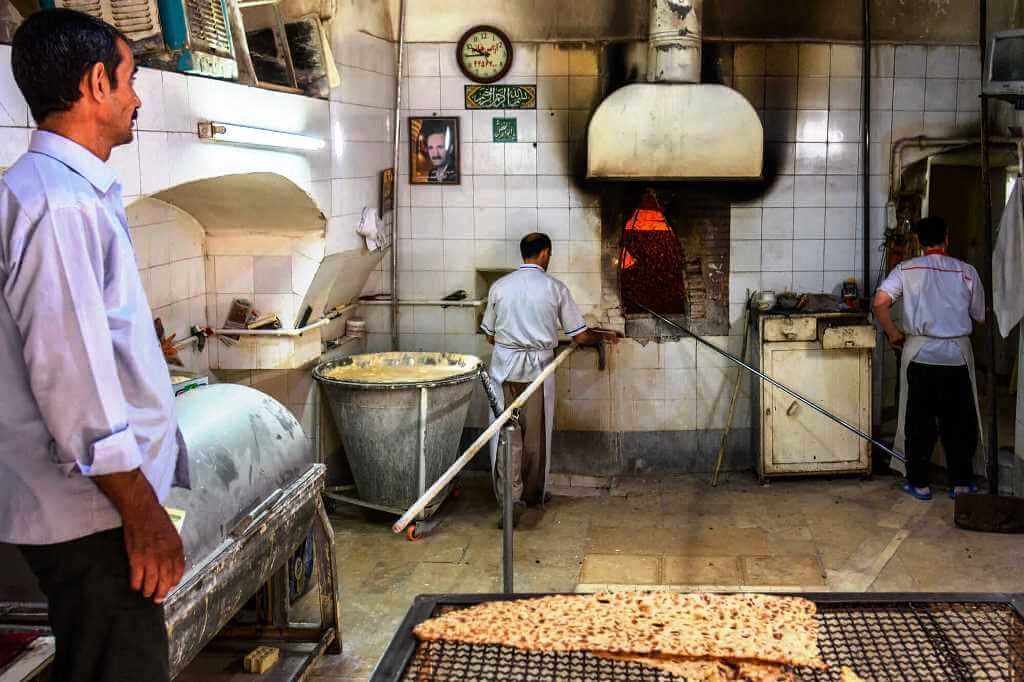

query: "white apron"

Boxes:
[891, 335, 985, 476]
[487, 343, 556, 499]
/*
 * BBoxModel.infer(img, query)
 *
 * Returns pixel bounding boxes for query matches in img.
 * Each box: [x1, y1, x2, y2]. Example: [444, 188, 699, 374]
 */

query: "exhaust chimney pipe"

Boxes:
[647, 0, 702, 83]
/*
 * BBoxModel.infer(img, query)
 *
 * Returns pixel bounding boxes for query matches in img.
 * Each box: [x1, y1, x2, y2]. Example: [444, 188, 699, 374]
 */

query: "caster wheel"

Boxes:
[406, 525, 421, 542]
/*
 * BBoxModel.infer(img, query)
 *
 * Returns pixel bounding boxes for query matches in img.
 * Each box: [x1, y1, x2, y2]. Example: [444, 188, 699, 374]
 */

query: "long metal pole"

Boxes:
[392, 346, 577, 533]
[389, 0, 407, 352]
[418, 387, 428, 516]
[861, 0, 872, 302]
[632, 301, 906, 463]
[501, 424, 515, 594]
[979, 0, 1000, 495]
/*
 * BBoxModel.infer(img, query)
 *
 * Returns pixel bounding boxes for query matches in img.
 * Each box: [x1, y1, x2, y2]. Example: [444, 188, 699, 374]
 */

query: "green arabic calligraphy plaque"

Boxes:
[492, 118, 518, 142]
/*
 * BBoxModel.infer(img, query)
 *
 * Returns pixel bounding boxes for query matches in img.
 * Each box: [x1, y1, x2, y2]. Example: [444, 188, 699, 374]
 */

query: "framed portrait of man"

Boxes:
[380, 168, 394, 216]
[409, 116, 460, 185]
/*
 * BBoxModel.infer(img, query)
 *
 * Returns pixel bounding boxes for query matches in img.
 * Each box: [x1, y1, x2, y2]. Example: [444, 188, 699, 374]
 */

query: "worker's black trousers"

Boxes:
[905, 361, 978, 488]
[18, 527, 170, 682]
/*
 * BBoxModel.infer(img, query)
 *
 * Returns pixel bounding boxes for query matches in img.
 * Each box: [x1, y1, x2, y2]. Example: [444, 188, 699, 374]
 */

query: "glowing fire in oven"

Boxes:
[619, 190, 687, 315]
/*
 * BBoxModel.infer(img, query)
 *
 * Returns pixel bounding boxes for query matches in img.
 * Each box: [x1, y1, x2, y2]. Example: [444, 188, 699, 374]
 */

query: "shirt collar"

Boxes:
[29, 130, 118, 194]
[519, 264, 544, 271]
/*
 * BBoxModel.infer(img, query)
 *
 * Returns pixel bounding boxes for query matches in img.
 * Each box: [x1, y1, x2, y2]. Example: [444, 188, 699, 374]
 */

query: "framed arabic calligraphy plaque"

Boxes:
[464, 84, 537, 110]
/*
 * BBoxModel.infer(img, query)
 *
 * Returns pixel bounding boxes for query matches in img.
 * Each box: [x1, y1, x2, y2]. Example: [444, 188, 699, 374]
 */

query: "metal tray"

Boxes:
[371, 593, 1024, 681]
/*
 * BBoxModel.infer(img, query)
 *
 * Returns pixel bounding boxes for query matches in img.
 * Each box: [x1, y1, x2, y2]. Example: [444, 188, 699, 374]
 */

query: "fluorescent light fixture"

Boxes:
[197, 121, 326, 152]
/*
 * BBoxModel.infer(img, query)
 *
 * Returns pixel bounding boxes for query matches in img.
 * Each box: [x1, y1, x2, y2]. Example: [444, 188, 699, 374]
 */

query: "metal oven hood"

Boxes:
[586, 0, 764, 181]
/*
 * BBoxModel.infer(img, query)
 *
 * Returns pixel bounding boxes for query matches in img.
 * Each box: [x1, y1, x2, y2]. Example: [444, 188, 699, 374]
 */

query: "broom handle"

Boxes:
[712, 292, 752, 486]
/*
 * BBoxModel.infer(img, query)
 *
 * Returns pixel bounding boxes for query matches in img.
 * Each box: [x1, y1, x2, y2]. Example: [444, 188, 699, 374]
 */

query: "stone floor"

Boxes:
[300, 470, 1024, 680]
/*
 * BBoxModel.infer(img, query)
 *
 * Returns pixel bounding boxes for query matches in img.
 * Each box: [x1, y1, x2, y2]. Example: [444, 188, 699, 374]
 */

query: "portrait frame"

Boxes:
[409, 116, 461, 185]
[380, 168, 394, 216]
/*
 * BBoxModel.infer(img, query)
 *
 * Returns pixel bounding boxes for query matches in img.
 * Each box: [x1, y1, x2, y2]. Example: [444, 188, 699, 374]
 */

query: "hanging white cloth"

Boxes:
[356, 206, 382, 251]
[994, 177, 1024, 339]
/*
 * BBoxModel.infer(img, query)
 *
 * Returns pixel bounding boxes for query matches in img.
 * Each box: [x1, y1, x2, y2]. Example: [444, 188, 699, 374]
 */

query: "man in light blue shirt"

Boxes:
[1, 9, 187, 681]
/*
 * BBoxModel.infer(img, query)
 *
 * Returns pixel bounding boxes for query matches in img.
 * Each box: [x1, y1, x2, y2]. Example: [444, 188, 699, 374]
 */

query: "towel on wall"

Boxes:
[356, 206, 381, 251]
[995, 177, 1024, 338]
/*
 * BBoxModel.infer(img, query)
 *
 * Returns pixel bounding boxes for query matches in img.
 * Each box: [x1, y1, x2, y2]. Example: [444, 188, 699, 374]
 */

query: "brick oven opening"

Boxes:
[620, 190, 686, 316]
[602, 185, 731, 339]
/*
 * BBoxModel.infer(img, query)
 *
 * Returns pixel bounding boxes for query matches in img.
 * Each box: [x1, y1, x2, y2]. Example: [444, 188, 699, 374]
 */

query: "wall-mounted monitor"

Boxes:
[985, 29, 1024, 98]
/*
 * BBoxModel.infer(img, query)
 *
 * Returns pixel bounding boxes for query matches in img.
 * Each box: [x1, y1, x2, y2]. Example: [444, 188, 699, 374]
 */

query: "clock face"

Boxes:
[457, 26, 513, 84]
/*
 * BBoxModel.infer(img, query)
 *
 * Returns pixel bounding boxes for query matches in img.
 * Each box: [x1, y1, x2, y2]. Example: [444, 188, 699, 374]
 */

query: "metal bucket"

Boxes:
[313, 352, 481, 517]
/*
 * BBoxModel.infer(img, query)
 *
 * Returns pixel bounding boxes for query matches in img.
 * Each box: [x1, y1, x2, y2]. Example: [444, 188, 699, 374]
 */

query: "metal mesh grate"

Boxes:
[806, 602, 1024, 681]
[398, 601, 1024, 681]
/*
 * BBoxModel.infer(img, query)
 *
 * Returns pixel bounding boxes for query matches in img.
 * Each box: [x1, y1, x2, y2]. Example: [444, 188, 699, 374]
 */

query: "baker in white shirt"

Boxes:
[481, 233, 616, 526]
[873, 217, 985, 501]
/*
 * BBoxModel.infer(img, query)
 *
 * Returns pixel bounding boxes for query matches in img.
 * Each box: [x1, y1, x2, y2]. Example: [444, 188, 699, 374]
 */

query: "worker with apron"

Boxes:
[481, 233, 614, 527]
[872, 217, 986, 501]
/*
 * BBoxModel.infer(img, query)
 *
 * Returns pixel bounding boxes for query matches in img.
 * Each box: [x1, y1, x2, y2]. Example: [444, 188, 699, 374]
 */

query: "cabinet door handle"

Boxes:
[786, 401, 799, 416]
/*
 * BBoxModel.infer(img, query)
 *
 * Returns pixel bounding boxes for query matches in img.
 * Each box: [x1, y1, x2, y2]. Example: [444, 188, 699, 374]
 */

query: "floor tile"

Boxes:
[579, 554, 661, 584]
[741, 554, 826, 586]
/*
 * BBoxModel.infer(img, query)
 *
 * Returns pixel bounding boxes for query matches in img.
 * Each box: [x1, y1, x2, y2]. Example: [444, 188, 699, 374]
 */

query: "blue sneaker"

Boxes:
[900, 480, 933, 501]
[949, 484, 978, 499]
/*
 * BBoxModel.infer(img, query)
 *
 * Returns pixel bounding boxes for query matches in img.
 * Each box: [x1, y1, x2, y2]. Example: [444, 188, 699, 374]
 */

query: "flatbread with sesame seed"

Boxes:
[412, 592, 825, 669]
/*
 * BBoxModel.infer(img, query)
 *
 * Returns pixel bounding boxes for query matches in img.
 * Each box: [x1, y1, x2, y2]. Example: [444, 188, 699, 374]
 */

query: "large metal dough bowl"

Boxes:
[314, 352, 481, 514]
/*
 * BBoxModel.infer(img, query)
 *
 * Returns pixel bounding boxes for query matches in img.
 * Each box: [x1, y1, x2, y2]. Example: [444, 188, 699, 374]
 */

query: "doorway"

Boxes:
[928, 161, 1018, 483]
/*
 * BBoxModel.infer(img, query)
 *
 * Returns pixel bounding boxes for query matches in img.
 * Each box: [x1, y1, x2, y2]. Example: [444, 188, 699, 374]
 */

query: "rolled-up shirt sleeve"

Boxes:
[558, 285, 587, 337]
[3, 204, 142, 477]
[480, 292, 496, 336]
[877, 265, 903, 303]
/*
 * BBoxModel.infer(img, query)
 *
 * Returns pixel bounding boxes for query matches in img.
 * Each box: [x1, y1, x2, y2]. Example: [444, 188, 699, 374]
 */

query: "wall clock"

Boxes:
[457, 25, 513, 84]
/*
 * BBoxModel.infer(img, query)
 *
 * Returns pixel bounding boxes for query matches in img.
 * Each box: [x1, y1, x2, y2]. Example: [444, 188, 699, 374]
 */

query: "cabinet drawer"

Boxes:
[763, 317, 816, 342]
[821, 325, 876, 350]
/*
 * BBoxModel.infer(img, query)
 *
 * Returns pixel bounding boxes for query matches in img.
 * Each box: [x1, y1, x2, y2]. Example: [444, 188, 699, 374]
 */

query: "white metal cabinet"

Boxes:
[754, 313, 873, 479]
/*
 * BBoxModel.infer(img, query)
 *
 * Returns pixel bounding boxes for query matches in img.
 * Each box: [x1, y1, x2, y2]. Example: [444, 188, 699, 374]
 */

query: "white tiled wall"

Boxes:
[363, 42, 603, 356]
[553, 337, 754, 433]
[126, 199, 209, 373]
[384, 40, 983, 436]
[728, 42, 982, 325]
[205, 232, 327, 371]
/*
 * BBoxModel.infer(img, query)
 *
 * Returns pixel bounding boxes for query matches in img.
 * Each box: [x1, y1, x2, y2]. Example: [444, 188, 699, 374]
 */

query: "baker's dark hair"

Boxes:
[520, 232, 552, 260]
[914, 216, 948, 247]
[11, 9, 128, 124]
